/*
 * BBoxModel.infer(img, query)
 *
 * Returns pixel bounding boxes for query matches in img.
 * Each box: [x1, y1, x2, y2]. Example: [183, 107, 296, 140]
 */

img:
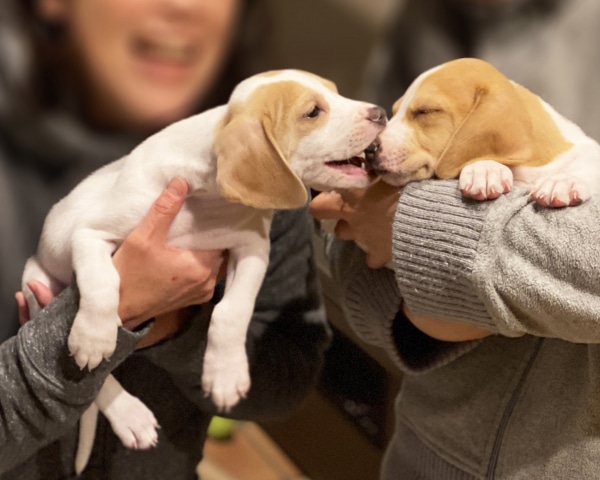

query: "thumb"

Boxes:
[136, 177, 189, 241]
[309, 191, 349, 221]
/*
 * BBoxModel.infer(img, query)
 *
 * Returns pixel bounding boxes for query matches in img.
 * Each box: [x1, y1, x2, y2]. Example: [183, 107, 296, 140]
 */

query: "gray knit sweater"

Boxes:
[327, 1, 600, 476]
[326, 180, 600, 479]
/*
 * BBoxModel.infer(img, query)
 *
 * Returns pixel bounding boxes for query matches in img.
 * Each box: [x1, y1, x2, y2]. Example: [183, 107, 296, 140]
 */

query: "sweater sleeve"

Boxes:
[0, 284, 145, 474]
[394, 179, 600, 343]
[323, 178, 600, 374]
[140, 206, 331, 420]
[321, 222, 480, 374]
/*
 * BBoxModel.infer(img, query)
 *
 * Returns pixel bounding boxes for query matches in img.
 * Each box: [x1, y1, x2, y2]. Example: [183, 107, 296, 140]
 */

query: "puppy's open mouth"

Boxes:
[325, 140, 380, 176]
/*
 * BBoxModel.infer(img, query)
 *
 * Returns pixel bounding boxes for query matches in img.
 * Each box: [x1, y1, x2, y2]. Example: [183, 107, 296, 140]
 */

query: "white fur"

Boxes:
[459, 95, 600, 204]
[21, 69, 385, 474]
[378, 63, 600, 206]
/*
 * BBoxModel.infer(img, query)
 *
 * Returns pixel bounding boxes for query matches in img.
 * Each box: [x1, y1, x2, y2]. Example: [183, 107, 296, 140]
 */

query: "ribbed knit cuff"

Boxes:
[323, 233, 401, 349]
[393, 180, 494, 329]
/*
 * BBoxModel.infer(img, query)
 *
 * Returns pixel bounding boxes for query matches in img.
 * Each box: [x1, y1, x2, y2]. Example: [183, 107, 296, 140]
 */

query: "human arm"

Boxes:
[0, 284, 146, 474]
[310, 178, 600, 373]
[1, 177, 225, 472]
[392, 179, 600, 342]
[309, 180, 491, 342]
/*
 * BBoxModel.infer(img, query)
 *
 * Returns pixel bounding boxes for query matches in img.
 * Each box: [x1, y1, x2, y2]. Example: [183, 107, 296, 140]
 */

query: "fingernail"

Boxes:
[166, 177, 188, 198]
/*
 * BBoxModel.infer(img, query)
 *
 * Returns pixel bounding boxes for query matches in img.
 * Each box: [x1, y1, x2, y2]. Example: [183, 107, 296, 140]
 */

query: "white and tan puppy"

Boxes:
[22, 69, 386, 473]
[368, 58, 600, 206]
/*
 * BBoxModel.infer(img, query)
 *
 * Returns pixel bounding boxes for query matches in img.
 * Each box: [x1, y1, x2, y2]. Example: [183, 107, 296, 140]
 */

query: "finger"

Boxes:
[27, 280, 55, 308]
[15, 291, 30, 326]
[135, 177, 189, 242]
[366, 252, 390, 270]
[309, 191, 348, 220]
[334, 220, 355, 241]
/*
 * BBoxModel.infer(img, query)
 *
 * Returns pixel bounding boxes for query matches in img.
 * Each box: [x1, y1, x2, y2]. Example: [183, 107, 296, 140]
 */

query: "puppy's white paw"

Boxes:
[531, 175, 588, 207]
[68, 311, 119, 370]
[459, 160, 513, 201]
[202, 348, 250, 413]
[103, 393, 159, 450]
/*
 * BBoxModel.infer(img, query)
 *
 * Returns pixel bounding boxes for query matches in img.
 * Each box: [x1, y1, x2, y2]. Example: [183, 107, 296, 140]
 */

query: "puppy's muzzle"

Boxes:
[363, 139, 381, 174]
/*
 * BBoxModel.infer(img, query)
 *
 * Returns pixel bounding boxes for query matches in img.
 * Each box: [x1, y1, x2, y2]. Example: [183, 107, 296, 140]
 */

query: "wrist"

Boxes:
[402, 304, 492, 342]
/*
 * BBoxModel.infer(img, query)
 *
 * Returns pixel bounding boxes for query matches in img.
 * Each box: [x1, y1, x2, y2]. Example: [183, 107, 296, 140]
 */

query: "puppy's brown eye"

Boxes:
[304, 105, 321, 119]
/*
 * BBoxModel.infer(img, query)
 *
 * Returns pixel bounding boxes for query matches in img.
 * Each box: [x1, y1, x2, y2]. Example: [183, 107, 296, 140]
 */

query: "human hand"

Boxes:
[16, 178, 226, 347]
[113, 177, 227, 328]
[309, 179, 401, 269]
[15, 280, 194, 349]
[402, 303, 492, 342]
[15, 281, 54, 326]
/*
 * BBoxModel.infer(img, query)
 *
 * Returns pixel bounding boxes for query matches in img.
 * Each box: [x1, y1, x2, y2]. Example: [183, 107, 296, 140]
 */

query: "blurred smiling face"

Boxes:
[38, 0, 242, 131]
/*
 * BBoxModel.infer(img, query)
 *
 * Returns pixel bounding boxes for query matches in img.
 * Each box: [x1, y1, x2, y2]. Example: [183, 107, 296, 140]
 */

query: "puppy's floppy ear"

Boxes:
[215, 112, 308, 210]
[435, 83, 533, 179]
[391, 96, 404, 115]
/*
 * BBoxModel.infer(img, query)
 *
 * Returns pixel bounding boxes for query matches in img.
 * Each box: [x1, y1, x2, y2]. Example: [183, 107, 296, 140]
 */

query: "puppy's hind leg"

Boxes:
[21, 256, 67, 316]
[95, 374, 159, 450]
[75, 374, 160, 474]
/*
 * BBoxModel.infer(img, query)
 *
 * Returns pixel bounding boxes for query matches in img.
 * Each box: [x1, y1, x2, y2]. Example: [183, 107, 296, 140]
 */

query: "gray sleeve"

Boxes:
[321, 222, 480, 374]
[394, 179, 600, 343]
[323, 179, 600, 374]
[0, 284, 145, 474]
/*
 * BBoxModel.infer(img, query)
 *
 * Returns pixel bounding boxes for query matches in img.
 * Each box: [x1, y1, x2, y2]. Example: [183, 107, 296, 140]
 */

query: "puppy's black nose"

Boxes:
[367, 106, 387, 126]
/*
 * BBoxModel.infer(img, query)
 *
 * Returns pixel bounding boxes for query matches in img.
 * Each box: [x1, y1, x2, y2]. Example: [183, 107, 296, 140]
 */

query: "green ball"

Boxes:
[207, 416, 237, 440]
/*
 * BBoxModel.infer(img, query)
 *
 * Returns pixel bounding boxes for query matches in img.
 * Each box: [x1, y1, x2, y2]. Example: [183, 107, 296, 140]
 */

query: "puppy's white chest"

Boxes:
[168, 195, 272, 250]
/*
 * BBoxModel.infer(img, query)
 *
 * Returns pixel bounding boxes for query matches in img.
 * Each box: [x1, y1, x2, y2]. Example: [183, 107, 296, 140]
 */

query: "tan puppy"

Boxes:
[368, 58, 600, 206]
[22, 69, 386, 473]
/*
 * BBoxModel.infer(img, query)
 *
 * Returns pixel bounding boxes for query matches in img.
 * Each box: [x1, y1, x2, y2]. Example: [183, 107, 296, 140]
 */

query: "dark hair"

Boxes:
[12, 0, 271, 116]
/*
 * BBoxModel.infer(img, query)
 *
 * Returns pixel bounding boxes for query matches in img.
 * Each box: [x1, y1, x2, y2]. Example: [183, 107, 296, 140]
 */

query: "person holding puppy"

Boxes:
[311, 0, 600, 478]
[0, 0, 330, 479]
[0, 178, 220, 474]
[311, 168, 600, 480]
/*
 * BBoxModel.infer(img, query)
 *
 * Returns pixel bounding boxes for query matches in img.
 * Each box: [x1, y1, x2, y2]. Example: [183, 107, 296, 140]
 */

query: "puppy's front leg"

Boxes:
[202, 244, 270, 412]
[68, 228, 121, 370]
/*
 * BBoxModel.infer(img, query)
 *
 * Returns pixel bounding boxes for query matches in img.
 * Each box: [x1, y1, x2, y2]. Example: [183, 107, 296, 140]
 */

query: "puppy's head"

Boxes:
[369, 58, 534, 187]
[214, 70, 386, 209]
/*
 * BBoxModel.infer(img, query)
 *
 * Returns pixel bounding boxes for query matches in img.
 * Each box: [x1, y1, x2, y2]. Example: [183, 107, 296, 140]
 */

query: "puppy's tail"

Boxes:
[74, 403, 99, 475]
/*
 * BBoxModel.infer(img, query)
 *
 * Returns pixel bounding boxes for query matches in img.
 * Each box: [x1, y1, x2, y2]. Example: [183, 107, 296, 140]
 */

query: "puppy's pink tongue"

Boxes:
[326, 158, 368, 176]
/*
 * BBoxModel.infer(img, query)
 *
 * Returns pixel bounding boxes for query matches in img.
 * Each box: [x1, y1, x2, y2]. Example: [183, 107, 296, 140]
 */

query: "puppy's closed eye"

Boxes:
[411, 106, 443, 119]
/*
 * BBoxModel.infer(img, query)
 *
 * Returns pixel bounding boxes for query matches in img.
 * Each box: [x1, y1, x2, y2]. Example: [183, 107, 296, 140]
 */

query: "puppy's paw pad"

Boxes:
[68, 312, 119, 370]
[202, 359, 251, 412]
[459, 160, 513, 200]
[103, 392, 159, 450]
[532, 176, 588, 207]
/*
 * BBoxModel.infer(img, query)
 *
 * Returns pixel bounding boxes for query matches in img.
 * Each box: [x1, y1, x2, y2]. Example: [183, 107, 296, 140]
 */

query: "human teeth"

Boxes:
[139, 40, 191, 61]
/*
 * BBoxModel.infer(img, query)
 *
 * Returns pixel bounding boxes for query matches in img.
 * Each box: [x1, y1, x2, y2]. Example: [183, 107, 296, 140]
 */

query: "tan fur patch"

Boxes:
[236, 80, 329, 158]
[404, 58, 573, 178]
[214, 79, 331, 209]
